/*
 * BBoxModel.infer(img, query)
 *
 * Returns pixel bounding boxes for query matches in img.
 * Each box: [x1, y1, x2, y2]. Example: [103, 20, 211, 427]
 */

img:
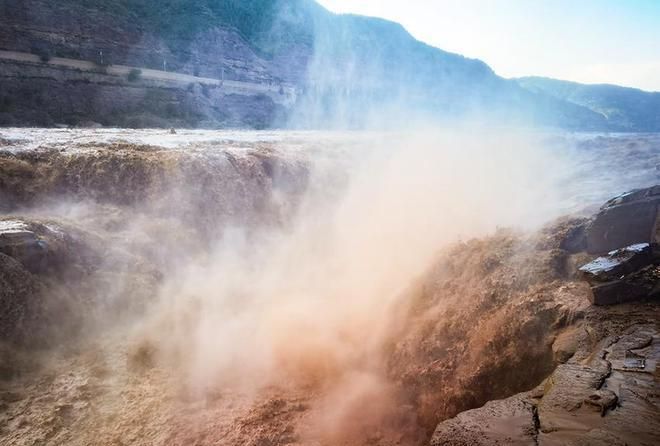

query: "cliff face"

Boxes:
[0, 57, 292, 128]
[0, 0, 308, 83]
[0, 0, 308, 128]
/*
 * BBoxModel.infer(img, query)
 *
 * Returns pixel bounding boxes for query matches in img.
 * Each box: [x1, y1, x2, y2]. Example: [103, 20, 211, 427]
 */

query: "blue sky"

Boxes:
[317, 0, 660, 91]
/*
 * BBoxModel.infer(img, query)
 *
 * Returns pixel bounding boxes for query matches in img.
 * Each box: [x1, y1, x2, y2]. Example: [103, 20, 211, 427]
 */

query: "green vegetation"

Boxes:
[127, 68, 142, 82]
[30, 45, 51, 63]
[0, 96, 14, 113]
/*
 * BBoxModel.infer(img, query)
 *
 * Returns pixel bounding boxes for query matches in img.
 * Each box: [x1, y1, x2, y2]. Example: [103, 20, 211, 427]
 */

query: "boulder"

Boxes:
[578, 186, 660, 305]
[429, 394, 538, 446]
[0, 218, 101, 276]
[552, 325, 587, 363]
[578, 243, 660, 305]
[0, 220, 50, 273]
[583, 389, 618, 416]
[0, 218, 91, 346]
[579, 243, 655, 283]
[588, 277, 653, 306]
[586, 186, 660, 254]
[0, 217, 161, 347]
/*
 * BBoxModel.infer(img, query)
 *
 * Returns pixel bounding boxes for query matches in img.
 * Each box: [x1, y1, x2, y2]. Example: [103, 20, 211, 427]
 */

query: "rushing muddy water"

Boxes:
[2, 128, 658, 206]
[1, 129, 659, 445]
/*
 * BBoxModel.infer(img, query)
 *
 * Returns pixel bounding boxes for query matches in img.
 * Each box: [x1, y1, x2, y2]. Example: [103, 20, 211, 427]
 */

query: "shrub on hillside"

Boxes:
[0, 96, 14, 113]
[30, 45, 51, 63]
[127, 68, 143, 82]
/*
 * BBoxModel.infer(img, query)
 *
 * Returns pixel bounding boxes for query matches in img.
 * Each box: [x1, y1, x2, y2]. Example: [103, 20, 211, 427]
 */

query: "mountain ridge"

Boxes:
[516, 76, 660, 131]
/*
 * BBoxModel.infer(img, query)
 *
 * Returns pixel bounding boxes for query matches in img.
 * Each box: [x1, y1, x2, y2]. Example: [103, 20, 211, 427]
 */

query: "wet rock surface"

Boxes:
[430, 186, 660, 445]
[429, 394, 538, 446]
[579, 243, 655, 282]
[430, 309, 660, 446]
[579, 243, 660, 305]
[573, 187, 660, 306]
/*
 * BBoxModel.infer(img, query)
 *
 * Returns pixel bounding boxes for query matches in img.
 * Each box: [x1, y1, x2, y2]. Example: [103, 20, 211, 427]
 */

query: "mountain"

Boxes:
[0, 0, 654, 130]
[517, 77, 660, 132]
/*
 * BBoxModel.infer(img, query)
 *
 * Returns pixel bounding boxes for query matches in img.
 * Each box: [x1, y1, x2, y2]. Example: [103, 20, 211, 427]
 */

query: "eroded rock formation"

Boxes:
[430, 313, 660, 445]
[430, 187, 660, 445]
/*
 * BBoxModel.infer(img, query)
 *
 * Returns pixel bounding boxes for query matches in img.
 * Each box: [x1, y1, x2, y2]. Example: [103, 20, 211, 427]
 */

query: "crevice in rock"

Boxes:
[597, 344, 615, 390]
[531, 403, 541, 446]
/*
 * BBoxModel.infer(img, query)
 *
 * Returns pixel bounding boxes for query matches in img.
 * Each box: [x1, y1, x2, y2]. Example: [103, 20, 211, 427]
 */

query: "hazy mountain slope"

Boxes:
[0, 0, 636, 129]
[517, 76, 660, 131]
